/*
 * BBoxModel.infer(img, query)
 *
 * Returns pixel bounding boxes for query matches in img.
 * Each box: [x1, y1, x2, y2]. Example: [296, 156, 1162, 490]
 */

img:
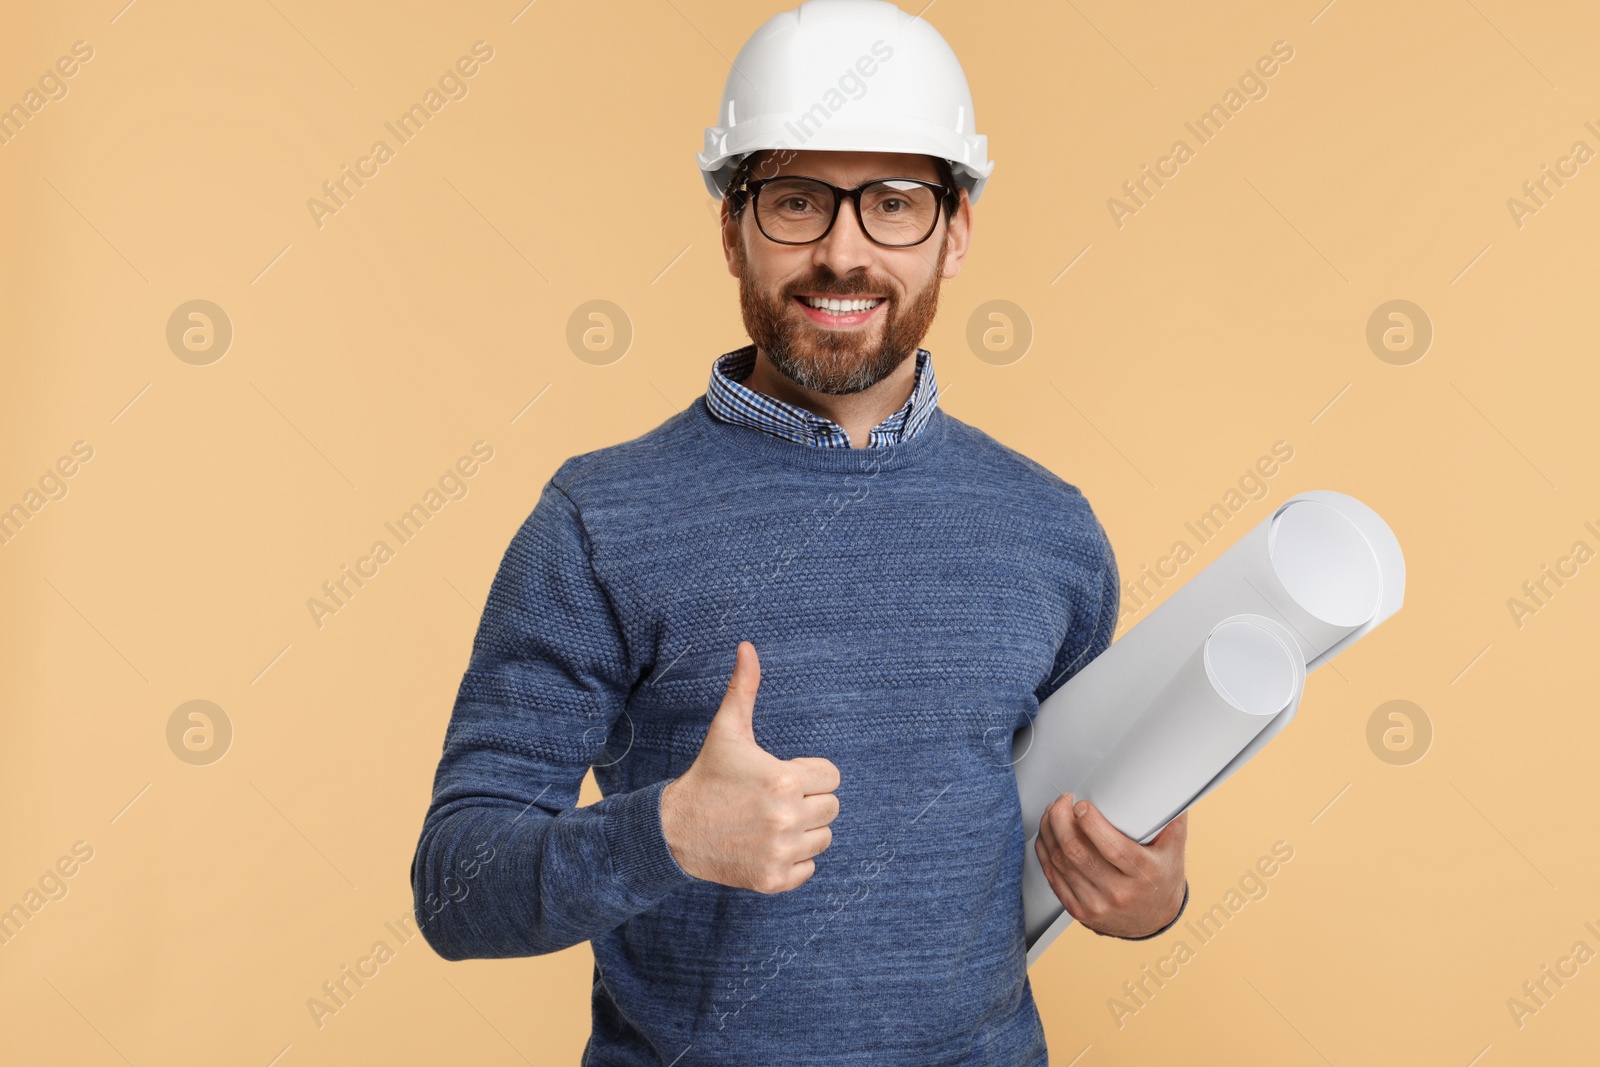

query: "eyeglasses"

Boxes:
[733, 175, 954, 248]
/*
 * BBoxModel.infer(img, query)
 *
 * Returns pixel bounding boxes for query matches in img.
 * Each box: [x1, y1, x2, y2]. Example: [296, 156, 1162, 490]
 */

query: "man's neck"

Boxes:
[742, 347, 918, 449]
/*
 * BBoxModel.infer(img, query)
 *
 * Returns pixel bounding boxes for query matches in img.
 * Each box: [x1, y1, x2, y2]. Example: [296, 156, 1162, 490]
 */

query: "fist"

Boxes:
[661, 641, 841, 894]
[1036, 793, 1189, 939]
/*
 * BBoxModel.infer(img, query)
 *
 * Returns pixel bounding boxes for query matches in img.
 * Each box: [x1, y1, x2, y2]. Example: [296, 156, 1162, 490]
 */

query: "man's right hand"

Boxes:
[660, 641, 841, 894]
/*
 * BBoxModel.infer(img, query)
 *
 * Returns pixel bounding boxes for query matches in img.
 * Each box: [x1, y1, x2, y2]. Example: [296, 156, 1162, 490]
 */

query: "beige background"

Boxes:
[2, 0, 1597, 1063]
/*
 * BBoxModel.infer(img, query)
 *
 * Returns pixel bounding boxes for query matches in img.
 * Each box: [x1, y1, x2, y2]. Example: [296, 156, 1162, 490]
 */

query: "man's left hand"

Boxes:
[1035, 793, 1187, 939]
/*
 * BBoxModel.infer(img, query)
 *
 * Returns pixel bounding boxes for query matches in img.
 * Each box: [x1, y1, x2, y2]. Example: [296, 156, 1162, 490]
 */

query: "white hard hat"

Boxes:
[697, 0, 995, 204]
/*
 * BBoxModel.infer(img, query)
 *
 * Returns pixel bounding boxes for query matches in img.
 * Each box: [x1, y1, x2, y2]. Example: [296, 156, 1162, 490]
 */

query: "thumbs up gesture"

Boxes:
[660, 641, 841, 893]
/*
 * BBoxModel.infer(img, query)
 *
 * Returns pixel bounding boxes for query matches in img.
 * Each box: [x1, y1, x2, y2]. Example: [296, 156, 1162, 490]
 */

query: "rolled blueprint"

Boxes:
[1074, 615, 1305, 840]
[1016, 490, 1405, 965]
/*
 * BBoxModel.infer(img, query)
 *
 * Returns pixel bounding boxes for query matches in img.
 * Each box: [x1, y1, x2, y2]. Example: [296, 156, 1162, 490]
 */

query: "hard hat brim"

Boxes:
[698, 114, 994, 204]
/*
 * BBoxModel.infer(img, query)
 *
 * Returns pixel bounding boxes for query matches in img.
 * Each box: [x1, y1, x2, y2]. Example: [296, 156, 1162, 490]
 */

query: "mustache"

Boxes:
[783, 276, 896, 299]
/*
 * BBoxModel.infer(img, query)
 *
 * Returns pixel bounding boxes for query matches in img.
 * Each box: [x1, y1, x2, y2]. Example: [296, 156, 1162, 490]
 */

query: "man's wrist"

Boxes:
[1099, 879, 1188, 942]
[658, 775, 694, 877]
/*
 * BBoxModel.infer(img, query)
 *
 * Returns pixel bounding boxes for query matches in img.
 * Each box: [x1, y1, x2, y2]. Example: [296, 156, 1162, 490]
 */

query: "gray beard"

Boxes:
[763, 312, 909, 395]
[736, 252, 947, 396]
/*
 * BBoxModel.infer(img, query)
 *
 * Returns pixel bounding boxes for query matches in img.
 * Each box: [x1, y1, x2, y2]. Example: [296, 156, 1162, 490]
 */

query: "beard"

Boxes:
[735, 235, 948, 396]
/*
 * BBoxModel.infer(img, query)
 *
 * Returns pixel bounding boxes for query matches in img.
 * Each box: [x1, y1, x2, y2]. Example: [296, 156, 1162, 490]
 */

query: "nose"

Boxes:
[809, 196, 876, 279]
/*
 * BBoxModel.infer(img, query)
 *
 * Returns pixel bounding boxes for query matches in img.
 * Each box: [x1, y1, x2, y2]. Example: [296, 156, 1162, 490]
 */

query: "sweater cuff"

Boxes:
[1101, 880, 1188, 942]
[603, 776, 697, 900]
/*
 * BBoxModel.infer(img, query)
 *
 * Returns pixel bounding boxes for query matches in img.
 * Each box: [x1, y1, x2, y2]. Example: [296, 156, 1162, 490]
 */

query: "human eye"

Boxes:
[774, 193, 822, 215]
[865, 181, 927, 217]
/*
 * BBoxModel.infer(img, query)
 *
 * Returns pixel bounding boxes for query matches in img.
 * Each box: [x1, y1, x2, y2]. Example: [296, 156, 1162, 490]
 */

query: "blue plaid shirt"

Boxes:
[705, 344, 940, 448]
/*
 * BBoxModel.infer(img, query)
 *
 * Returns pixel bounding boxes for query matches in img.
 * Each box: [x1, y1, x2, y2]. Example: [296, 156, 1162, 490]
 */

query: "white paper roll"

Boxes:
[1017, 490, 1404, 965]
[1020, 615, 1304, 945]
[1083, 615, 1304, 839]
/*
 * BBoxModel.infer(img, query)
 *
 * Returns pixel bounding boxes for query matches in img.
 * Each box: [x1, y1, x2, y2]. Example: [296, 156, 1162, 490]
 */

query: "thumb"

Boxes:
[1152, 810, 1189, 851]
[709, 640, 762, 743]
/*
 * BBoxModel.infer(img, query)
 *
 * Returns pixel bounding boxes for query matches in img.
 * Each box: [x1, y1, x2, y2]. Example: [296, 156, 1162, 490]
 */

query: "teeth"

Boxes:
[803, 296, 882, 313]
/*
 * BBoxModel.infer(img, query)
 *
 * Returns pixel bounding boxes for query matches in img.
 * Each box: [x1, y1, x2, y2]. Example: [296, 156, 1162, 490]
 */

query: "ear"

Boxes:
[721, 196, 743, 279]
[940, 188, 973, 280]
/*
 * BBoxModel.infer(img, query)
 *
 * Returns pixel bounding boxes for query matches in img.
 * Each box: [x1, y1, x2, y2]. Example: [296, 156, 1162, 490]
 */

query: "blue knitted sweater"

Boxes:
[411, 393, 1120, 1065]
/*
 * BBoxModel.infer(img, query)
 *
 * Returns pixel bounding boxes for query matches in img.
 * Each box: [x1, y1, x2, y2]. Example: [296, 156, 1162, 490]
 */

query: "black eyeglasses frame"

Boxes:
[731, 174, 956, 248]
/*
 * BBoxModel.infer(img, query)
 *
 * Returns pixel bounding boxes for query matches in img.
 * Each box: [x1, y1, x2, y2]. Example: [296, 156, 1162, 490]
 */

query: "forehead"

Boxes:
[753, 150, 940, 184]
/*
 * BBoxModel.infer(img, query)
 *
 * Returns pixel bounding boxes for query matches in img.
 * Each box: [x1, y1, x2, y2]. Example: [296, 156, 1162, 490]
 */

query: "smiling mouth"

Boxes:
[792, 294, 886, 327]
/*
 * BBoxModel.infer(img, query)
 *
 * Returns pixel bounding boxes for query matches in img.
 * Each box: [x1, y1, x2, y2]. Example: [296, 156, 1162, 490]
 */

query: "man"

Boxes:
[411, 1, 1187, 1063]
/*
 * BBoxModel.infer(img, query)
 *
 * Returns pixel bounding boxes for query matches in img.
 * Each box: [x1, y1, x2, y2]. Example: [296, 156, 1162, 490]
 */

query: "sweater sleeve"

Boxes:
[411, 473, 697, 961]
[1034, 494, 1121, 706]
